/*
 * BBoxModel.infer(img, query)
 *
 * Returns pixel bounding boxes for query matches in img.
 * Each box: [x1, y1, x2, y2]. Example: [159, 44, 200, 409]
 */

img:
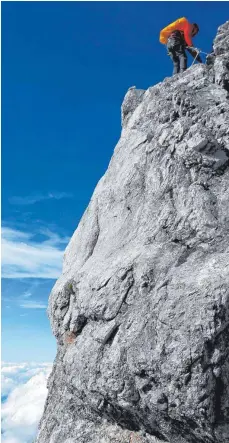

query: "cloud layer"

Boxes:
[1, 227, 69, 278]
[1, 362, 52, 443]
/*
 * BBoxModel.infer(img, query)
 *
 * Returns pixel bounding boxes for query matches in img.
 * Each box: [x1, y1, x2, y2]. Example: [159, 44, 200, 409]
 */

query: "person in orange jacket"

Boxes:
[160, 18, 202, 75]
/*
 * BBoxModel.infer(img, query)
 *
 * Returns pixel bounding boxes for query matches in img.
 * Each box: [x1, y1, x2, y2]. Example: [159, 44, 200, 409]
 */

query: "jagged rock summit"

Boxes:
[37, 22, 229, 443]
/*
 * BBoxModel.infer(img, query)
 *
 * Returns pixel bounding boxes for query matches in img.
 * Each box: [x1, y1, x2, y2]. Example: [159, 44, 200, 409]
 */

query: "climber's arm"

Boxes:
[186, 46, 203, 63]
[183, 22, 194, 47]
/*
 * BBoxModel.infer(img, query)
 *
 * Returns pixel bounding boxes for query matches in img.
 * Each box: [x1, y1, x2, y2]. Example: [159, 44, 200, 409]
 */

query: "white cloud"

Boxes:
[2, 364, 27, 375]
[1, 376, 18, 398]
[2, 281, 49, 310]
[9, 192, 73, 205]
[1, 227, 69, 279]
[1, 362, 52, 443]
[19, 301, 47, 309]
[22, 291, 32, 298]
[2, 228, 30, 241]
[1, 363, 52, 395]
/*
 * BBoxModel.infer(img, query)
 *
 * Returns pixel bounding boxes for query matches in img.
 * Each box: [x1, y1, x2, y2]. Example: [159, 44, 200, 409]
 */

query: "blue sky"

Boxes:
[2, 1, 228, 362]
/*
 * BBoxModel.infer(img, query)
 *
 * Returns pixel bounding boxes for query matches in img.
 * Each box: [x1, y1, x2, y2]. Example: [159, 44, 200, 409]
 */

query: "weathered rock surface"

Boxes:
[37, 22, 229, 443]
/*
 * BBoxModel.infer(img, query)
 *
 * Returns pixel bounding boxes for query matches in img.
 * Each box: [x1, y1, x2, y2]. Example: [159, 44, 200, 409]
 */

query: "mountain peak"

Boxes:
[37, 21, 229, 443]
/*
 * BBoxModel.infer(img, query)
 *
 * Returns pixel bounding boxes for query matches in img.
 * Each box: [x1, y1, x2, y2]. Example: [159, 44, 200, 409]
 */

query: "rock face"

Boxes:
[37, 22, 229, 443]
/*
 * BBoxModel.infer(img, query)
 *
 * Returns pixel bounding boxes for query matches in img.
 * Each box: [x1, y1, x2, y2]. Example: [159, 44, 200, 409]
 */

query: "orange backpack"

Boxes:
[159, 17, 190, 44]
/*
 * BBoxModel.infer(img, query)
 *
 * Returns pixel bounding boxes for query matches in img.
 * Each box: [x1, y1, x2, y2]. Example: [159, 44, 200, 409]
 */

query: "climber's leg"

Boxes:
[177, 46, 187, 73]
[169, 51, 180, 75]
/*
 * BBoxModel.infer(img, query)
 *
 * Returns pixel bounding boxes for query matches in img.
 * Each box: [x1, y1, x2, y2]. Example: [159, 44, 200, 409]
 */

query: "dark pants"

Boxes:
[167, 39, 187, 75]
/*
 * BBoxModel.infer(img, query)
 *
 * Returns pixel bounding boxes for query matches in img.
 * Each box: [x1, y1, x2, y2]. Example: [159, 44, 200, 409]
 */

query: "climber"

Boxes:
[159, 17, 203, 75]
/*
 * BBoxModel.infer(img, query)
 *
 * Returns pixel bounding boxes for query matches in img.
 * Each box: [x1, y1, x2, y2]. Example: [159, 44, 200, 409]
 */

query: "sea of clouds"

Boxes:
[1, 362, 52, 443]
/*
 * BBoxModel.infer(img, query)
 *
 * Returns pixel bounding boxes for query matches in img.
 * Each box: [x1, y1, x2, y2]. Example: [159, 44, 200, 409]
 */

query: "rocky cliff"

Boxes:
[37, 22, 229, 443]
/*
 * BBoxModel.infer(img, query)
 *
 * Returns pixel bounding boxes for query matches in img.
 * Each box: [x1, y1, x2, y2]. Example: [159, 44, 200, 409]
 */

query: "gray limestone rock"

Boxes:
[36, 21, 229, 443]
